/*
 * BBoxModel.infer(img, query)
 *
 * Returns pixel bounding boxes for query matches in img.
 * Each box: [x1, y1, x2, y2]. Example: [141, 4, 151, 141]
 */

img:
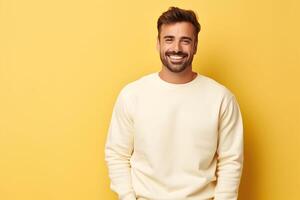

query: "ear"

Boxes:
[156, 36, 160, 52]
[193, 40, 198, 55]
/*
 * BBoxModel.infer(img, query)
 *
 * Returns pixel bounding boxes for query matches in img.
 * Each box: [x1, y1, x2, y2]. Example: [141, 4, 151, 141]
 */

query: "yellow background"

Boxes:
[1, 0, 299, 199]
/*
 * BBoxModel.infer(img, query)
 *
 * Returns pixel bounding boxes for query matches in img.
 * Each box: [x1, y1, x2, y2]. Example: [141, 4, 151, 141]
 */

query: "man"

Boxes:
[105, 7, 244, 200]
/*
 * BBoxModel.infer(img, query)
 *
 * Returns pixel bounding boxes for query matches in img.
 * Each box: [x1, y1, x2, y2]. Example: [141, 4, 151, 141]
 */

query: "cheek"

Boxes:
[161, 43, 172, 50]
[160, 47, 169, 54]
[185, 46, 194, 54]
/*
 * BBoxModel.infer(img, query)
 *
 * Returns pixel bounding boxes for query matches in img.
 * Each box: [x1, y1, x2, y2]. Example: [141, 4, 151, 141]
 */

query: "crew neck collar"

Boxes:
[154, 72, 200, 88]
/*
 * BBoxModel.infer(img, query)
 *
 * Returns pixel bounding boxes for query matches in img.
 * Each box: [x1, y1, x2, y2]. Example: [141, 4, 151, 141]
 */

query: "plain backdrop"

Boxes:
[0, 0, 299, 199]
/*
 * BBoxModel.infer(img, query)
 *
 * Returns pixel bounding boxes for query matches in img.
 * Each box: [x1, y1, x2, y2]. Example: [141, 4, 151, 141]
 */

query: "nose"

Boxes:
[173, 41, 182, 52]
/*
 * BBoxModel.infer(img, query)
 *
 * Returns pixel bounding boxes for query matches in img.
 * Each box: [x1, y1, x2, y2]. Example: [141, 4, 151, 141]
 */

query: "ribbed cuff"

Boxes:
[120, 192, 136, 200]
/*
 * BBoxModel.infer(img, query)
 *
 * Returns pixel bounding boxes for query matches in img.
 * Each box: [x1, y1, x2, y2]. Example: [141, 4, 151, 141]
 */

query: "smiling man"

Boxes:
[105, 7, 244, 200]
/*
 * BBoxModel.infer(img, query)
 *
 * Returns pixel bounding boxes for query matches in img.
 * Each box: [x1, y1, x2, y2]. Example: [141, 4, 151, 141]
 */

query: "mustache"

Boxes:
[166, 51, 187, 57]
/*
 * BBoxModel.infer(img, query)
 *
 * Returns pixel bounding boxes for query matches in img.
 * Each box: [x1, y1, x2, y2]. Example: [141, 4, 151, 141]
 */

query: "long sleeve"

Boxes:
[104, 87, 136, 200]
[214, 95, 244, 200]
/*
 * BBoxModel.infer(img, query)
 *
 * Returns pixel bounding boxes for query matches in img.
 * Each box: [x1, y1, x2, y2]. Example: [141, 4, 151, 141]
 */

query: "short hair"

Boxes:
[157, 7, 201, 41]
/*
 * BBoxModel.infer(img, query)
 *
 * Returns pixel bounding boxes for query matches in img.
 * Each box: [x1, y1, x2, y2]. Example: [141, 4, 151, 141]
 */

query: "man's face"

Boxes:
[157, 22, 198, 73]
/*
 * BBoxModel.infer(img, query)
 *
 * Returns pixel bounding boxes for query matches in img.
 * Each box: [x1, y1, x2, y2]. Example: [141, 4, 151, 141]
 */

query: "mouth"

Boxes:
[166, 53, 187, 64]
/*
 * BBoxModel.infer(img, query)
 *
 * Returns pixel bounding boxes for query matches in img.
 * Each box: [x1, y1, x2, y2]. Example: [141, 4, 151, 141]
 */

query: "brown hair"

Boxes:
[157, 7, 201, 41]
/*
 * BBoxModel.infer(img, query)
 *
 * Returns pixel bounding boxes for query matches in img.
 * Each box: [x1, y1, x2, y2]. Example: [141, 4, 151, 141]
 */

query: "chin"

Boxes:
[167, 65, 188, 73]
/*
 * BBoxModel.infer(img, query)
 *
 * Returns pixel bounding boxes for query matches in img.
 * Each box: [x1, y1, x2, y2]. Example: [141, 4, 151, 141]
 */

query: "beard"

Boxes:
[159, 50, 194, 73]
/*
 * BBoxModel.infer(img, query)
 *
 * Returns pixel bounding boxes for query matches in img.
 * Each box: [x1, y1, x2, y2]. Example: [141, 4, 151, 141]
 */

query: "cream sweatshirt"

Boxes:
[104, 72, 244, 200]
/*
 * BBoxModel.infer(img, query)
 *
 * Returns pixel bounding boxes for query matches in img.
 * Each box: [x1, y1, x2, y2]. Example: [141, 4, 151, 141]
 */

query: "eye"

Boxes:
[164, 38, 173, 43]
[182, 39, 191, 44]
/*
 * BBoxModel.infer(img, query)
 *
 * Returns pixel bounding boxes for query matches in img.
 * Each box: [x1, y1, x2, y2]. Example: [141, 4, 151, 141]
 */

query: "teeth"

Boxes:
[169, 55, 184, 59]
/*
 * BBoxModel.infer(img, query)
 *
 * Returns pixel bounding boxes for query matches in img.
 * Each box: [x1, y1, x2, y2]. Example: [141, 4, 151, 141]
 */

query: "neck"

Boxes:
[158, 66, 197, 84]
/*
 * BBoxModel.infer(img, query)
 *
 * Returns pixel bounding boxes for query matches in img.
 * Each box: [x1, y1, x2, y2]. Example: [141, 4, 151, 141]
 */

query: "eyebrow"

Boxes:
[163, 35, 175, 39]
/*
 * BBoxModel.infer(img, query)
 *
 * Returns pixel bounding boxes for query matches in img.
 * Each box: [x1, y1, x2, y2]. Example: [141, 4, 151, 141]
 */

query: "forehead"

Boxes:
[160, 22, 196, 39]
